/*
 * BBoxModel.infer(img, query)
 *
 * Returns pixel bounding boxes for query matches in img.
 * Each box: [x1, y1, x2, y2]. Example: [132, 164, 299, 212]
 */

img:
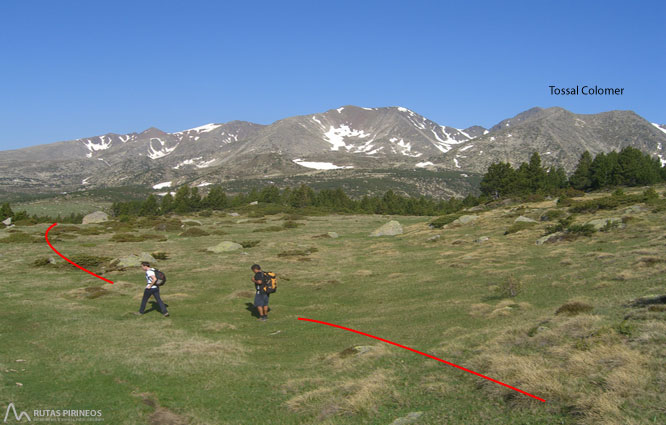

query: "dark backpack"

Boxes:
[262, 272, 277, 294]
[154, 269, 167, 286]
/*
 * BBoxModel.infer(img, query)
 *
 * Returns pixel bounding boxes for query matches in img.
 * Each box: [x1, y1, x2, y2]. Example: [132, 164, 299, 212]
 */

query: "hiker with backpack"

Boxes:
[136, 261, 169, 317]
[251, 264, 276, 321]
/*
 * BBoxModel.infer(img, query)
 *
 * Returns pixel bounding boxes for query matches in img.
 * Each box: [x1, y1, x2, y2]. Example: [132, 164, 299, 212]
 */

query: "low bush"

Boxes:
[239, 240, 261, 248]
[179, 227, 210, 237]
[504, 221, 537, 235]
[111, 233, 166, 242]
[33, 257, 53, 267]
[429, 213, 462, 229]
[152, 252, 169, 260]
[567, 223, 596, 237]
[278, 247, 318, 257]
[67, 254, 111, 268]
[282, 220, 303, 229]
[0, 232, 41, 243]
[253, 226, 284, 233]
[540, 209, 565, 221]
[555, 301, 593, 316]
[495, 275, 522, 298]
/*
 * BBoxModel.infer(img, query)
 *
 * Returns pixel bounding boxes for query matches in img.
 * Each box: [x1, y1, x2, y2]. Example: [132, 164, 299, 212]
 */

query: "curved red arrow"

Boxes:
[298, 317, 545, 402]
[45, 223, 114, 284]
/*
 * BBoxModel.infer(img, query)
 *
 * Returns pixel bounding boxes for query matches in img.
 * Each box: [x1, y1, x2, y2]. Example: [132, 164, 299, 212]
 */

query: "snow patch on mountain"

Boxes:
[460, 144, 474, 152]
[652, 123, 666, 135]
[153, 181, 172, 189]
[174, 157, 216, 169]
[323, 125, 371, 151]
[180, 123, 222, 133]
[197, 181, 212, 187]
[389, 138, 422, 157]
[416, 161, 434, 168]
[81, 136, 112, 157]
[430, 127, 468, 153]
[293, 159, 353, 170]
[148, 138, 179, 159]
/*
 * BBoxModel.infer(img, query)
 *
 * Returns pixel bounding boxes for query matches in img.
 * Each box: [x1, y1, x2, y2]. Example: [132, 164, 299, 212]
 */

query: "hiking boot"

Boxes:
[163, 312, 170, 317]
[260, 316, 267, 321]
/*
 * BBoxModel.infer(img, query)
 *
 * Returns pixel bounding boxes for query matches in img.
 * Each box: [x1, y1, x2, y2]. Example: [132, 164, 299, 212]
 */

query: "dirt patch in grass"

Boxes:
[202, 322, 238, 331]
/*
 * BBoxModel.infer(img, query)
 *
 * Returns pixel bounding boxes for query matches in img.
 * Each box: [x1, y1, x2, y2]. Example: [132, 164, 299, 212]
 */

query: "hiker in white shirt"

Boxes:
[136, 262, 169, 317]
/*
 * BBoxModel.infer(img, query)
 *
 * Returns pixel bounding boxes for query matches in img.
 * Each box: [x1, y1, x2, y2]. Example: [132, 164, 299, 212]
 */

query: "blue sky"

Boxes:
[0, 0, 664, 150]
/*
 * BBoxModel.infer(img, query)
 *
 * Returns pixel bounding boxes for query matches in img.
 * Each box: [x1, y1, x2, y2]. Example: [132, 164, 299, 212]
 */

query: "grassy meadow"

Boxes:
[1, 188, 665, 424]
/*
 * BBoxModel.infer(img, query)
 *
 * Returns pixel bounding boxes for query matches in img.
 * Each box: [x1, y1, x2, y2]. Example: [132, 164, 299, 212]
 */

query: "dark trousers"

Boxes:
[139, 287, 168, 314]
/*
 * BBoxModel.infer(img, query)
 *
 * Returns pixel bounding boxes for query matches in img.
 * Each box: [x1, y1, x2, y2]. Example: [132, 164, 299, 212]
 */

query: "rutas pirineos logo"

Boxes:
[3, 403, 31, 422]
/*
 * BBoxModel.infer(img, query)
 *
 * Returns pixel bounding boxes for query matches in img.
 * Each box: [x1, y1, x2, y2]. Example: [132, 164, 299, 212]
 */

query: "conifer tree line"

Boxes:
[110, 185, 481, 218]
[480, 147, 666, 198]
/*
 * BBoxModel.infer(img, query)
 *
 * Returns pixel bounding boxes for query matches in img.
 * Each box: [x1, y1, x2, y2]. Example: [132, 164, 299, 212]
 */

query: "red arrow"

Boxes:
[45, 223, 114, 284]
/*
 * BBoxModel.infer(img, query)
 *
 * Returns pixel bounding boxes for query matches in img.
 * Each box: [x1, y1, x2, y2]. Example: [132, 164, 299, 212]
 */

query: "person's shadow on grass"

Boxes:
[143, 301, 169, 314]
[245, 302, 260, 318]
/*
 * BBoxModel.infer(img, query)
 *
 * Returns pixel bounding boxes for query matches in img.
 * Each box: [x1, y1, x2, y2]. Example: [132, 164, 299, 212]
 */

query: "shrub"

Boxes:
[253, 226, 284, 233]
[600, 220, 620, 232]
[198, 210, 213, 217]
[67, 254, 111, 268]
[540, 209, 565, 221]
[544, 216, 574, 235]
[278, 247, 318, 257]
[495, 275, 522, 298]
[111, 233, 166, 242]
[153, 219, 183, 232]
[504, 221, 537, 235]
[282, 220, 303, 229]
[567, 223, 596, 237]
[0, 232, 41, 243]
[179, 227, 210, 237]
[152, 252, 169, 260]
[429, 214, 461, 229]
[555, 301, 593, 315]
[34, 257, 53, 267]
[239, 240, 261, 248]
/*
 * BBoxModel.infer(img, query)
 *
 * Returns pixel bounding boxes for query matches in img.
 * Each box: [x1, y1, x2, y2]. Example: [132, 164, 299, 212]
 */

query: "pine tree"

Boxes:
[480, 162, 516, 198]
[0, 202, 14, 221]
[526, 152, 547, 191]
[161, 194, 174, 214]
[139, 195, 159, 216]
[204, 185, 228, 210]
[174, 186, 191, 213]
[570, 151, 593, 190]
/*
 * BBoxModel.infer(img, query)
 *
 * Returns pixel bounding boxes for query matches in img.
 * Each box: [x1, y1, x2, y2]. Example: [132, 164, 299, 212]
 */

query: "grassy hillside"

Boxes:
[0, 187, 664, 424]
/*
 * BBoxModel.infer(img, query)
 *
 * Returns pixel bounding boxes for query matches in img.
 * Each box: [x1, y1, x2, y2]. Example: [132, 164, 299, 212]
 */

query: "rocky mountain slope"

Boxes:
[0, 105, 664, 197]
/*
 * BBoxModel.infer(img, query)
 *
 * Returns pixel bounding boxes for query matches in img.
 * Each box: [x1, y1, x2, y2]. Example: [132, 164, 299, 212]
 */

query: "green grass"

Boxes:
[1, 188, 665, 424]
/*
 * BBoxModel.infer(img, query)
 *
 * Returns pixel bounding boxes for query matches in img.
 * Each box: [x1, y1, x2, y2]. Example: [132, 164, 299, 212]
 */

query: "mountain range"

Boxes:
[1, 105, 664, 198]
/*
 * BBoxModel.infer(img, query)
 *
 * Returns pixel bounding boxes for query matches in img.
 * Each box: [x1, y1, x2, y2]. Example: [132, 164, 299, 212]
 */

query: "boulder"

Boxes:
[586, 217, 623, 230]
[327, 232, 339, 239]
[426, 234, 441, 242]
[475, 236, 490, 243]
[624, 205, 644, 214]
[536, 232, 566, 245]
[452, 215, 478, 225]
[370, 220, 403, 237]
[207, 241, 243, 253]
[115, 252, 157, 268]
[249, 201, 258, 205]
[82, 211, 109, 224]
[389, 412, 424, 425]
[514, 215, 537, 223]
[228, 212, 240, 217]
[2, 217, 11, 226]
